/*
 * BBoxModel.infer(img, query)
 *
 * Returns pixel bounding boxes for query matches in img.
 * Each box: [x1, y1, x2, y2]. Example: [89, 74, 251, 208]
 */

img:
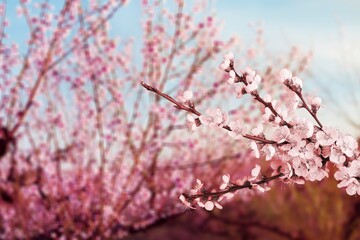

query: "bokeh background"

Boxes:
[2, 0, 360, 239]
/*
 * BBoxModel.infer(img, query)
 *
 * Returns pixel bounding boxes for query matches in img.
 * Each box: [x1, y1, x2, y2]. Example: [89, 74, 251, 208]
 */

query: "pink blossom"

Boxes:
[204, 201, 215, 211]
[329, 145, 346, 165]
[271, 160, 294, 179]
[278, 69, 292, 83]
[220, 174, 230, 190]
[242, 67, 256, 80]
[336, 134, 358, 157]
[245, 74, 261, 93]
[219, 59, 230, 71]
[286, 162, 294, 178]
[263, 94, 272, 103]
[250, 164, 261, 180]
[291, 76, 303, 89]
[219, 52, 234, 71]
[204, 200, 223, 211]
[179, 195, 195, 209]
[288, 140, 315, 160]
[293, 161, 309, 178]
[255, 184, 271, 192]
[234, 85, 245, 98]
[292, 119, 314, 139]
[251, 124, 263, 136]
[250, 141, 260, 159]
[311, 97, 322, 112]
[219, 192, 235, 201]
[228, 77, 235, 84]
[190, 179, 204, 194]
[321, 146, 331, 158]
[335, 159, 360, 195]
[229, 70, 236, 78]
[316, 126, 339, 146]
[186, 114, 198, 132]
[283, 92, 300, 113]
[228, 70, 236, 84]
[262, 145, 276, 161]
[262, 107, 273, 122]
[307, 157, 328, 181]
[228, 120, 247, 139]
[199, 108, 229, 128]
[273, 126, 290, 143]
[179, 90, 193, 102]
[249, 165, 271, 192]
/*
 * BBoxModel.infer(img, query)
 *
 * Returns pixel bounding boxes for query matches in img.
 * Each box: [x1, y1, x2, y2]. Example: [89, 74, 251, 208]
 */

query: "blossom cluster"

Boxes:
[142, 52, 360, 211]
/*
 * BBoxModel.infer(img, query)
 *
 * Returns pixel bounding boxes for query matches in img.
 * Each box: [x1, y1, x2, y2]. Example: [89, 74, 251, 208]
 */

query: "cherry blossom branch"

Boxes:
[296, 91, 323, 129]
[185, 172, 284, 201]
[141, 81, 277, 145]
[143, 51, 360, 213]
[141, 81, 201, 116]
[231, 67, 292, 128]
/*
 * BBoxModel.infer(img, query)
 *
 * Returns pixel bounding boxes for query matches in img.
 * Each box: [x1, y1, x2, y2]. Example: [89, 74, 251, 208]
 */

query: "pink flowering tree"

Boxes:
[0, 0, 316, 238]
[142, 51, 360, 213]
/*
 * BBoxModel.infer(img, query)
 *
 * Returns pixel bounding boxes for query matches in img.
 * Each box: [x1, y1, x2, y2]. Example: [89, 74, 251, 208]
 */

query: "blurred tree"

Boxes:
[0, 0, 312, 238]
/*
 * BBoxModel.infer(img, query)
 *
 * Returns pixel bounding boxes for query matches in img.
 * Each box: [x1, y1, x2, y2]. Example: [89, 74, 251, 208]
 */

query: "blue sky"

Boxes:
[214, 1, 360, 134]
[3, 0, 360, 134]
[6, 0, 360, 66]
[216, 0, 360, 64]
